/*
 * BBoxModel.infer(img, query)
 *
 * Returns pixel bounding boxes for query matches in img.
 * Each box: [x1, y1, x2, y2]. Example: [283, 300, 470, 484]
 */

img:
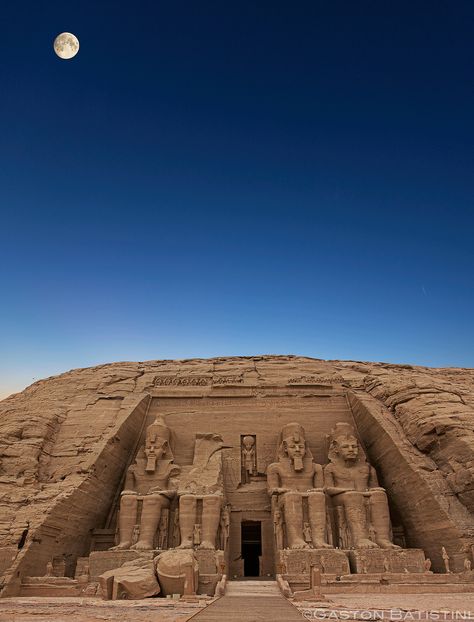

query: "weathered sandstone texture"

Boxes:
[0, 355, 473, 598]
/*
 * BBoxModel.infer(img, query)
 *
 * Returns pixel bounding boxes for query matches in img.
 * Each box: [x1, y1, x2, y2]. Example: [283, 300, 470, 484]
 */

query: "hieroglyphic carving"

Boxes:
[154, 376, 211, 386]
[288, 375, 344, 385]
[213, 375, 243, 385]
[279, 549, 350, 575]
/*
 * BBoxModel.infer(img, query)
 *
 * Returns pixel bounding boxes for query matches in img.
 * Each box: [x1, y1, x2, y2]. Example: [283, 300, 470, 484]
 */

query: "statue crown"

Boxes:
[328, 422, 357, 446]
[146, 416, 170, 442]
[281, 422, 305, 441]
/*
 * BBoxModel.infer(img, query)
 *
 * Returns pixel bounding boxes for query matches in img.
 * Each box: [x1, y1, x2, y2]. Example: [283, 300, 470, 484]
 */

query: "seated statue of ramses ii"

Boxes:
[324, 423, 400, 550]
[112, 416, 180, 551]
[267, 423, 331, 550]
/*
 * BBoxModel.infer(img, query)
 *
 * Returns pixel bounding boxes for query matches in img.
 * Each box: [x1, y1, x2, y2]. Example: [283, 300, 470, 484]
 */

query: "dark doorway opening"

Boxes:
[241, 521, 262, 577]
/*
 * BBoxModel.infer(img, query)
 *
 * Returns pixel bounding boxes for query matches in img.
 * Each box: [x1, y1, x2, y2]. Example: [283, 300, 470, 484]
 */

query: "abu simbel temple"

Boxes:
[1, 355, 474, 612]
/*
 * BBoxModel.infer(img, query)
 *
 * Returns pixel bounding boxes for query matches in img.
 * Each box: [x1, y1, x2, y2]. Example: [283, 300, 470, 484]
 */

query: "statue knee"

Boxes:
[204, 495, 222, 509]
[144, 495, 166, 509]
[370, 489, 388, 504]
[121, 496, 138, 510]
[179, 495, 195, 509]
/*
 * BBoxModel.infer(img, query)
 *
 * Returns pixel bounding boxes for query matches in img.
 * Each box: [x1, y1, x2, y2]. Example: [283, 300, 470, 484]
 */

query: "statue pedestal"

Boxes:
[278, 548, 350, 576]
[195, 549, 224, 596]
[278, 548, 349, 593]
[347, 548, 426, 574]
[20, 577, 81, 597]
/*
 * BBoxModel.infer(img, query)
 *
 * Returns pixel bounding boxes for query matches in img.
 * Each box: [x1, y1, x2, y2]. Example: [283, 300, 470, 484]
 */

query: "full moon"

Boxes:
[53, 32, 79, 59]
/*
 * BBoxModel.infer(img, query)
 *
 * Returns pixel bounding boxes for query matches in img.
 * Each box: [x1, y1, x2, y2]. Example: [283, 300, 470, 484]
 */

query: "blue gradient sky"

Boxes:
[1, 1, 473, 398]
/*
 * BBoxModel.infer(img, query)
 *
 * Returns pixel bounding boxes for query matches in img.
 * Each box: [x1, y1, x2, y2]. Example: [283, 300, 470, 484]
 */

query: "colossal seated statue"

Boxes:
[112, 416, 180, 551]
[324, 422, 400, 550]
[177, 433, 229, 550]
[267, 422, 331, 550]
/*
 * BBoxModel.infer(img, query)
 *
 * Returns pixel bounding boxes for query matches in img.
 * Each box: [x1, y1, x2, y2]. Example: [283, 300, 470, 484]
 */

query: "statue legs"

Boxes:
[199, 494, 222, 550]
[369, 490, 400, 549]
[282, 493, 309, 549]
[178, 495, 196, 549]
[132, 494, 169, 550]
[307, 492, 331, 549]
[178, 494, 223, 550]
[336, 491, 377, 549]
[112, 493, 137, 550]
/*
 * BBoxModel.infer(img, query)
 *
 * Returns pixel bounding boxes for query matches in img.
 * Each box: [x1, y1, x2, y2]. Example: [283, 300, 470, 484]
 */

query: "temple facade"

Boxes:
[1, 356, 474, 598]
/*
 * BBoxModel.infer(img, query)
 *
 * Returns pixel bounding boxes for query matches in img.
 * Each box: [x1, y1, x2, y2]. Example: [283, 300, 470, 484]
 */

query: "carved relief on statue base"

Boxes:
[278, 548, 350, 577]
[195, 549, 225, 595]
[348, 549, 426, 574]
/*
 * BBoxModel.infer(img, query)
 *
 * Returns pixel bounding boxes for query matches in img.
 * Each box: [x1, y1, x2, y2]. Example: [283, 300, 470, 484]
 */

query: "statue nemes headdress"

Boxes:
[327, 422, 364, 464]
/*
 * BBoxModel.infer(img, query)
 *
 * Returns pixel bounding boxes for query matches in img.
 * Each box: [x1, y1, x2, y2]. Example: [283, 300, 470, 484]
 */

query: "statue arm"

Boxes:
[267, 464, 286, 495]
[324, 464, 349, 496]
[368, 465, 383, 490]
[311, 463, 324, 490]
[122, 465, 137, 494]
[149, 466, 181, 498]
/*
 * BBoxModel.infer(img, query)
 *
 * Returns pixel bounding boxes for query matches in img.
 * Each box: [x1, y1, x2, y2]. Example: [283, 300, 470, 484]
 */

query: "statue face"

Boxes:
[337, 436, 359, 461]
[284, 436, 306, 461]
[146, 439, 167, 461]
[242, 436, 255, 450]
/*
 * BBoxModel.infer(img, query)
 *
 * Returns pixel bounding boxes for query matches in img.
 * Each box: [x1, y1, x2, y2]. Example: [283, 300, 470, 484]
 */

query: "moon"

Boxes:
[54, 32, 80, 59]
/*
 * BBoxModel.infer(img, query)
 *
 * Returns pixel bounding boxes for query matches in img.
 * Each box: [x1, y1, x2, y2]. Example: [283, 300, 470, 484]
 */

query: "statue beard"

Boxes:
[292, 456, 304, 472]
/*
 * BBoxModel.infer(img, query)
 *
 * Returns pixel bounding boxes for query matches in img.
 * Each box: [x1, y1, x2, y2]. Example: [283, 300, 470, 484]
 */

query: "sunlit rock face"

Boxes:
[1, 355, 474, 596]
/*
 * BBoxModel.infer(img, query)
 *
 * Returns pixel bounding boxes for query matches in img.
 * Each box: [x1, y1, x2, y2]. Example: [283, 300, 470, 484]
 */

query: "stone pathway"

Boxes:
[189, 580, 305, 621]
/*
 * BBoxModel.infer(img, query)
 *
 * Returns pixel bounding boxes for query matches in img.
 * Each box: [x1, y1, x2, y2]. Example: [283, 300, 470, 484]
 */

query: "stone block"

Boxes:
[90, 528, 116, 552]
[99, 557, 160, 600]
[195, 549, 224, 574]
[89, 549, 155, 581]
[198, 573, 220, 596]
[348, 548, 426, 574]
[20, 577, 81, 597]
[193, 549, 224, 594]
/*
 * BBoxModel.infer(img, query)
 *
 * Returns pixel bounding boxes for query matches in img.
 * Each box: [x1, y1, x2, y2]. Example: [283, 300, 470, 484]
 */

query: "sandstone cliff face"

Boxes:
[0, 355, 473, 592]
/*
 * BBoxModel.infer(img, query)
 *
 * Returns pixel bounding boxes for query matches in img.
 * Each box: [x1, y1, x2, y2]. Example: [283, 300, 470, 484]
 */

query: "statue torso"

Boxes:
[328, 462, 370, 491]
[270, 461, 317, 492]
[130, 461, 175, 495]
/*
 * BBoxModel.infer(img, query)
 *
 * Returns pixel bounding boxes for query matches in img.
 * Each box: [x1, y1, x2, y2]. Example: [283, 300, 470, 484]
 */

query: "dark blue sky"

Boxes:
[1, 1, 473, 396]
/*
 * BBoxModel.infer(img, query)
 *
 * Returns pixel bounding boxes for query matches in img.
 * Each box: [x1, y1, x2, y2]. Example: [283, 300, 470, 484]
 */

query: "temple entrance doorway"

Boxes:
[241, 521, 262, 577]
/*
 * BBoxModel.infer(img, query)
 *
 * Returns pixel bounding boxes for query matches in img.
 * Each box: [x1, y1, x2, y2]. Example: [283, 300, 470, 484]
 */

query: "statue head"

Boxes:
[145, 416, 172, 463]
[242, 435, 255, 451]
[328, 423, 361, 465]
[281, 422, 307, 471]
